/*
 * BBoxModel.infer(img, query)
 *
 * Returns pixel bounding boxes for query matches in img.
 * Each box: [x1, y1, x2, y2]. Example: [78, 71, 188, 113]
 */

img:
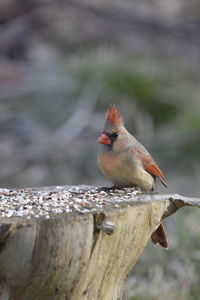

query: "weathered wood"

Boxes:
[0, 186, 199, 300]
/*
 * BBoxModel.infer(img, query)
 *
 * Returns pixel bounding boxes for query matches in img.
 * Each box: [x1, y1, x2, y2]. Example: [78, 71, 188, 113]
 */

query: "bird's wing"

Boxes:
[134, 148, 167, 187]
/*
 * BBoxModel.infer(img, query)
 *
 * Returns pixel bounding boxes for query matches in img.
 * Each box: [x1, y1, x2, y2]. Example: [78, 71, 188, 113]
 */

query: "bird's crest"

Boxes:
[105, 105, 122, 127]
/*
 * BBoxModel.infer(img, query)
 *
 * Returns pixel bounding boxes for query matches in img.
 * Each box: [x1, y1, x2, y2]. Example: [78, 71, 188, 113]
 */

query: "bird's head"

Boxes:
[97, 105, 128, 150]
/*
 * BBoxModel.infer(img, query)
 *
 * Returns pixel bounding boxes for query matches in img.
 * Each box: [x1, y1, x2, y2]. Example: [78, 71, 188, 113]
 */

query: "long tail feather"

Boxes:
[151, 222, 168, 249]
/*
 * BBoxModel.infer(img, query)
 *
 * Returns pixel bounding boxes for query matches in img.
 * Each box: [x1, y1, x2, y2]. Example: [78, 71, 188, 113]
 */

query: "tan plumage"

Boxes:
[97, 105, 168, 249]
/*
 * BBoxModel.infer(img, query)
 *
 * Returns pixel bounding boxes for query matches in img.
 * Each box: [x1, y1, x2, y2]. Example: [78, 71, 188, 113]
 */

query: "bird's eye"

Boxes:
[110, 132, 118, 139]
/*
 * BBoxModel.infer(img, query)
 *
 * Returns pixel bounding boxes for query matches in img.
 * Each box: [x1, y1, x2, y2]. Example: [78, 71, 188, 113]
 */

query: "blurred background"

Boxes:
[0, 0, 200, 299]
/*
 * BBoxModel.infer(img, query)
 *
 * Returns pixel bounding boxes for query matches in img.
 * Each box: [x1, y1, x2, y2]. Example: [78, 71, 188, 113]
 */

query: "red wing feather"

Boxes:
[145, 164, 166, 186]
[134, 148, 167, 187]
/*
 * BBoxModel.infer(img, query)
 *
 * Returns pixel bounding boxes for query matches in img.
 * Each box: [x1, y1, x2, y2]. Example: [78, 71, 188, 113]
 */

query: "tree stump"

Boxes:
[0, 185, 199, 300]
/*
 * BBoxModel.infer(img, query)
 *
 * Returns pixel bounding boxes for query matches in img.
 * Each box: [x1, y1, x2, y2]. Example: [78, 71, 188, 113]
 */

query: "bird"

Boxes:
[97, 105, 168, 248]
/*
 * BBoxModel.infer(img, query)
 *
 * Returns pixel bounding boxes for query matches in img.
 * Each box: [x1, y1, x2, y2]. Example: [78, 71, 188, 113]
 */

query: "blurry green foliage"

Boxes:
[73, 56, 181, 126]
[104, 67, 180, 125]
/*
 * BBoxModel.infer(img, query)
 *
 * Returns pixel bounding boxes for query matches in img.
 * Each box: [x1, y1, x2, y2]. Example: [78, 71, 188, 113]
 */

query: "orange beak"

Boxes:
[97, 133, 112, 145]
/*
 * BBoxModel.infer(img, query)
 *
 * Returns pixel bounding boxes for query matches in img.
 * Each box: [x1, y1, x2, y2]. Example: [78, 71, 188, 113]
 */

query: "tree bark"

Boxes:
[0, 185, 199, 300]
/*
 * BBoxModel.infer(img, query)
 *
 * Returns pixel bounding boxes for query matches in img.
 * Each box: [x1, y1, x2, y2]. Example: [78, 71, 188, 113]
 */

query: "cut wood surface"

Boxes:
[0, 185, 199, 300]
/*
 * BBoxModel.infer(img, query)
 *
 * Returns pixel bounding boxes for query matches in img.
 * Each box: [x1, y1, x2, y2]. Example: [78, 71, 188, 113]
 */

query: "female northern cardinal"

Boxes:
[97, 105, 168, 248]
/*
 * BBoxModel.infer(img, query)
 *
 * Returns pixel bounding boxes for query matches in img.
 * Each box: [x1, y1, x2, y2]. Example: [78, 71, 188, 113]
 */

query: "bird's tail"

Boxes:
[151, 222, 168, 249]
